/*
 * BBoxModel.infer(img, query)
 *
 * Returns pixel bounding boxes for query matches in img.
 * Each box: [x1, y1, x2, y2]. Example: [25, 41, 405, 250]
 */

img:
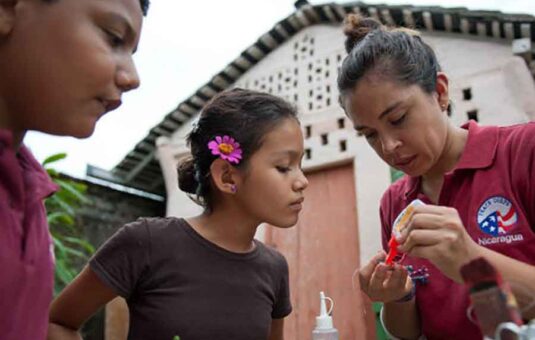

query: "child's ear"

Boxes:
[209, 159, 238, 194]
[0, 0, 16, 36]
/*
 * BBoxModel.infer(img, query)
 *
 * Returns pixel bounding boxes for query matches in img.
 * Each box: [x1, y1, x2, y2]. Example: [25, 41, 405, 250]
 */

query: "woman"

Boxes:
[338, 14, 535, 340]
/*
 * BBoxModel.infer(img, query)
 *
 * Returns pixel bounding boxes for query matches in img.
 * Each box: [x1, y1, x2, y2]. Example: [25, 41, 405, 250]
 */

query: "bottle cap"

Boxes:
[315, 291, 334, 329]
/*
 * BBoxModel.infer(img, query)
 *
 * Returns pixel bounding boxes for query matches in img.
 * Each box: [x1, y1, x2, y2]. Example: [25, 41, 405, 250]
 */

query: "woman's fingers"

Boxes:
[369, 264, 389, 292]
[366, 263, 411, 302]
[399, 206, 463, 245]
[359, 251, 386, 290]
[411, 204, 456, 216]
[398, 229, 447, 253]
[399, 212, 449, 242]
[384, 264, 408, 291]
[361, 252, 411, 302]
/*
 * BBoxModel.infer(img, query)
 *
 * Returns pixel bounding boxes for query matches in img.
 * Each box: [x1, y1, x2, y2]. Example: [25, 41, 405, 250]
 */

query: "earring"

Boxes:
[230, 184, 237, 193]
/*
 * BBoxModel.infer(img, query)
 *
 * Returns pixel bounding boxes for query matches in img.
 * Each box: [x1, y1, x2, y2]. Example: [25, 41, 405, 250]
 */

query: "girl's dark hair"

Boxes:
[337, 14, 442, 106]
[177, 88, 298, 211]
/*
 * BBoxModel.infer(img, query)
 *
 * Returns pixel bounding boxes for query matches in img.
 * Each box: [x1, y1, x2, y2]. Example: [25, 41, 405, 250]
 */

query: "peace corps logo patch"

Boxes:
[477, 196, 517, 237]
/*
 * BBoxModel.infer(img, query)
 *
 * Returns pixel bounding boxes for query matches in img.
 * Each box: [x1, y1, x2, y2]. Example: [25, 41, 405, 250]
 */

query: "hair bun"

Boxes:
[343, 13, 383, 53]
[177, 157, 198, 194]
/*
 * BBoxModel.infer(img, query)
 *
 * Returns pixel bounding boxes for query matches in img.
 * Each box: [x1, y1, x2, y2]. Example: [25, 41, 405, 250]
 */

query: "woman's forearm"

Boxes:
[383, 299, 421, 339]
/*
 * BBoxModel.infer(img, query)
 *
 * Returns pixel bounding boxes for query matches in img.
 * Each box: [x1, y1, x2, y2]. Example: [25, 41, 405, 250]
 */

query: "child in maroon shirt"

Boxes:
[338, 13, 535, 340]
[0, 0, 148, 339]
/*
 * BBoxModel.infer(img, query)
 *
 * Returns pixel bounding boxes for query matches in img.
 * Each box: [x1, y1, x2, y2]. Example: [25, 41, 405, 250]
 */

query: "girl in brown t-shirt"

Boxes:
[48, 88, 308, 340]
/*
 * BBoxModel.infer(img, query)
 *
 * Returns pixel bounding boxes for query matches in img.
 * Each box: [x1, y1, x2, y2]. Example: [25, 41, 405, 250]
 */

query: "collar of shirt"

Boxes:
[0, 129, 58, 202]
[403, 120, 499, 199]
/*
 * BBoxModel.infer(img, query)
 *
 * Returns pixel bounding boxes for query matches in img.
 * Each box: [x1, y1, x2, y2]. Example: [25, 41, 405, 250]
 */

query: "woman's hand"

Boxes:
[359, 252, 413, 303]
[397, 205, 482, 282]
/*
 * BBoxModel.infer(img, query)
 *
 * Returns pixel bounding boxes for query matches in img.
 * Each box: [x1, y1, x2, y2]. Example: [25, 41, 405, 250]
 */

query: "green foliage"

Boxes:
[373, 302, 388, 340]
[390, 167, 405, 183]
[43, 153, 94, 294]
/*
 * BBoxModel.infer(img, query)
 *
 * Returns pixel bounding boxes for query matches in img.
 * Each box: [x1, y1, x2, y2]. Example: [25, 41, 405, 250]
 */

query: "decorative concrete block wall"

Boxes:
[162, 24, 535, 263]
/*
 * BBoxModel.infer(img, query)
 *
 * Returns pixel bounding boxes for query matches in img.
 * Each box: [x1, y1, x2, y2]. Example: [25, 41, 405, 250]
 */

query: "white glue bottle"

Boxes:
[312, 291, 339, 340]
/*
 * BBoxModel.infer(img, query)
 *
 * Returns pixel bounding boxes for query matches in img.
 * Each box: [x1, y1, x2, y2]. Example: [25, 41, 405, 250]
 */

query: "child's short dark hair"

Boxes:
[138, 0, 150, 16]
[178, 88, 299, 211]
[42, 0, 150, 16]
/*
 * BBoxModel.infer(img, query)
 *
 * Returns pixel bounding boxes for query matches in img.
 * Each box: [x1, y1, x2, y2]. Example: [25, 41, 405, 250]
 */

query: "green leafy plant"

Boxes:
[43, 153, 94, 294]
[390, 167, 405, 183]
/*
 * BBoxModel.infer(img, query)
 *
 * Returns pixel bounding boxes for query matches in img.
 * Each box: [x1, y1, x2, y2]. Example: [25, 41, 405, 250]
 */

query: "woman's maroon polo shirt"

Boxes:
[381, 121, 535, 339]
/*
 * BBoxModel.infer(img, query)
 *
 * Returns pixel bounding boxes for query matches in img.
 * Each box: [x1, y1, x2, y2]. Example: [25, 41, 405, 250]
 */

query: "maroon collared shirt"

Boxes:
[380, 121, 535, 340]
[0, 130, 58, 340]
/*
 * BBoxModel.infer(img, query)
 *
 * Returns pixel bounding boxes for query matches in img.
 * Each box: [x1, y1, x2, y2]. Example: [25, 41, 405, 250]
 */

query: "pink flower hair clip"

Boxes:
[208, 135, 242, 164]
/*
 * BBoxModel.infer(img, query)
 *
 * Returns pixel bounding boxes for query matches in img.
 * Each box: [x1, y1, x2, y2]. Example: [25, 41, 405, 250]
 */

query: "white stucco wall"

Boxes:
[155, 132, 203, 219]
[427, 32, 535, 125]
[160, 24, 535, 263]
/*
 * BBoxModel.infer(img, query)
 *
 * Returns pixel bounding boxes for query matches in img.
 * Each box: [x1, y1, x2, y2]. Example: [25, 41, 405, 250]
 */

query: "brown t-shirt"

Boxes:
[90, 217, 291, 340]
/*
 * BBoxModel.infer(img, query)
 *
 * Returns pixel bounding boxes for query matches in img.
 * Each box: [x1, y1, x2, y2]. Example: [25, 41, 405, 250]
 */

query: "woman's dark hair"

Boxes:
[337, 14, 442, 108]
[178, 88, 298, 211]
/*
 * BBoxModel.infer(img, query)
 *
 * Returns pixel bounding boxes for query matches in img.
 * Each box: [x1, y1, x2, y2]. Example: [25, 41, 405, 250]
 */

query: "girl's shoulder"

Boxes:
[255, 240, 289, 268]
[140, 216, 185, 230]
[118, 217, 187, 246]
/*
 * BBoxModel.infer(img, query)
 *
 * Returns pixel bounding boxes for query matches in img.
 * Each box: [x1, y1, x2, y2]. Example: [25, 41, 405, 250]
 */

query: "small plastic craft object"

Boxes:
[385, 199, 425, 265]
